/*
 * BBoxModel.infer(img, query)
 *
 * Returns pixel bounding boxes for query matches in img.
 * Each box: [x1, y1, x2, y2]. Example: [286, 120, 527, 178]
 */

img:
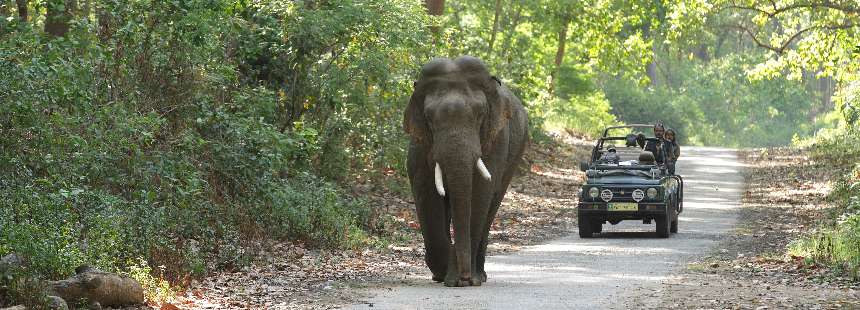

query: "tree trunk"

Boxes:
[643, 23, 658, 87]
[487, 0, 502, 54]
[1, 0, 9, 18]
[819, 75, 833, 109]
[14, 0, 25, 21]
[44, 0, 76, 37]
[424, 0, 444, 16]
[501, 2, 522, 70]
[549, 14, 571, 94]
[81, 0, 89, 21]
[693, 44, 709, 62]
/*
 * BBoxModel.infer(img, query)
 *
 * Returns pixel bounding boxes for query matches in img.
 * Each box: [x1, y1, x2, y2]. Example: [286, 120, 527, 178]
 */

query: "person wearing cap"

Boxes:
[599, 147, 620, 164]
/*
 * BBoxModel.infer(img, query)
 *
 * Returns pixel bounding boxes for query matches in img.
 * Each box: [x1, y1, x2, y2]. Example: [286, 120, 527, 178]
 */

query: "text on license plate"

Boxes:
[607, 203, 638, 211]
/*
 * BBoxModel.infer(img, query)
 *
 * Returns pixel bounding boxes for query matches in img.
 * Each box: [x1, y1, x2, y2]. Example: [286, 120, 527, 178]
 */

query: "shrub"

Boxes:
[544, 92, 618, 138]
[789, 130, 860, 279]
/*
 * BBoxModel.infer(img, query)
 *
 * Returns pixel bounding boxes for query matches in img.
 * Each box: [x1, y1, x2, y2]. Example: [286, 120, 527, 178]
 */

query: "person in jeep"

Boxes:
[664, 128, 680, 174]
[598, 147, 620, 164]
[643, 123, 665, 163]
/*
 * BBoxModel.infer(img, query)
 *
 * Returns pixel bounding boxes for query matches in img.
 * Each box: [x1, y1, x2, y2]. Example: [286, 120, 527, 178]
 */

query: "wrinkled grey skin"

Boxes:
[404, 56, 529, 287]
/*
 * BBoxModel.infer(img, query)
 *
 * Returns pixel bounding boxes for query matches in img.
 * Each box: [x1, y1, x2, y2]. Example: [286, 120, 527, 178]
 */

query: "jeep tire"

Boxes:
[578, 216, 593, 238]
[591, 220, 603, 234]
[656, 212, 670, 238]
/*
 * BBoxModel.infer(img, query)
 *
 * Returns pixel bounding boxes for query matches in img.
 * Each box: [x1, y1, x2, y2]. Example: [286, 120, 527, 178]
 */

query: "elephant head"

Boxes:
[403, 56, 514, 285]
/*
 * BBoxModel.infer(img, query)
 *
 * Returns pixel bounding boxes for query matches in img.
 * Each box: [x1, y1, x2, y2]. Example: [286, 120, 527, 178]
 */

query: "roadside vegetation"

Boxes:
[791, 121, 860, 279]
[1, 0, 858, 307]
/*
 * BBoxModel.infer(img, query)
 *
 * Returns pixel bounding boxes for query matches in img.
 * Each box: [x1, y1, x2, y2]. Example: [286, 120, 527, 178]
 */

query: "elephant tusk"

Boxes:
[434, 163, 446, 197]
[477, 158, 492, 181]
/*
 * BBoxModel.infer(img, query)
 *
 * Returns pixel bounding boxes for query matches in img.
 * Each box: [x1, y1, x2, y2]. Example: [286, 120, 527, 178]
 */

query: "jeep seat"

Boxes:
[638, 151, 656, 165]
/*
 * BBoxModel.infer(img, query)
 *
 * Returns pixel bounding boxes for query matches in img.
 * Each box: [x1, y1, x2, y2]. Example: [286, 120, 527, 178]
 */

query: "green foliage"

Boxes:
[0, 264, 51, 309]
[790, 128, 860, 279]
[604, 54, 821, 147]
[543, 92, 618, 137]
[0, 0, 383, 291]
[126, 258, 176, 304]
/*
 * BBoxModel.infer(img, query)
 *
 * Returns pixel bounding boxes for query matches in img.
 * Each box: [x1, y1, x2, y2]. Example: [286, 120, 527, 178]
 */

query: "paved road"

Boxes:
[348, 147, 744, 310]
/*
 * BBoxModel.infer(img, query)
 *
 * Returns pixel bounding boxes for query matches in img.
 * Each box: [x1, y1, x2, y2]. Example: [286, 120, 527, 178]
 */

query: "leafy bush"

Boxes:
[0, 0, 379, 292]
[543, 92, 618, 138]
[789, 129, 860, 279]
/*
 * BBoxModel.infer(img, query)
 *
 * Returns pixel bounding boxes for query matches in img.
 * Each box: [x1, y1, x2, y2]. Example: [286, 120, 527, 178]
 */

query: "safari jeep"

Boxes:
[577, 125, 684, 238]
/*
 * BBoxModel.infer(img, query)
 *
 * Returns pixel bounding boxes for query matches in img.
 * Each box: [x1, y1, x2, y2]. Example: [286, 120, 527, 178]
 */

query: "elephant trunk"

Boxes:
[441, 157, 474, 283]
[431, 129, 483, 284]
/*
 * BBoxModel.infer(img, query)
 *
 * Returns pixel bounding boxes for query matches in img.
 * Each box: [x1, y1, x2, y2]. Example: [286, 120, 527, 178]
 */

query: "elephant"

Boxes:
[404, 56, 529, 287]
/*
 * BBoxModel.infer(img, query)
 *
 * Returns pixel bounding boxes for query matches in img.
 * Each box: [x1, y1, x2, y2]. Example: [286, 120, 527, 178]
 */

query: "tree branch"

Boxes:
[721, 0, 860, 17]
[723, 22, 856, 54]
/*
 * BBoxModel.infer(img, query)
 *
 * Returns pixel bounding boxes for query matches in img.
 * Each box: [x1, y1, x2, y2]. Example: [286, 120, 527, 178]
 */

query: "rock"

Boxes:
[49, 266, 144, 307]
[47, 295, 68, 310]
[0, 254, 24, 270]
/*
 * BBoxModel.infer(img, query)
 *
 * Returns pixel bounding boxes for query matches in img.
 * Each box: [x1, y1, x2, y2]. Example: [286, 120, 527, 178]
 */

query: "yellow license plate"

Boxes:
[607, 203, 638, 211]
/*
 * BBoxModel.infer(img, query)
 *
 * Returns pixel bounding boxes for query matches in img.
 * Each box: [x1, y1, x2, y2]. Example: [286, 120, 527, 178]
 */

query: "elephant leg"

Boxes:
[475, 192, 503, 283]
[409, 146, 450, 282]
[476, 158, 518, 282]
[416, 190, 450, 282]
[468, 177, 493, 286]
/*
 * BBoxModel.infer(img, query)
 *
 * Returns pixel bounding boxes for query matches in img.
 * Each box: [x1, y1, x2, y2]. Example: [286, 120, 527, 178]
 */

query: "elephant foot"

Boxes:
[476, 271, 487, 283]
[444, 277, 471, 287]
[443, 276, 483, 287]
[432, 274, 444, 283]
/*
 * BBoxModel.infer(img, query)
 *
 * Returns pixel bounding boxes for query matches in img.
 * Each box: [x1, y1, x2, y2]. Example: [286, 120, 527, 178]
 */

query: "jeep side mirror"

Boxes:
[579, 161, 589, 172]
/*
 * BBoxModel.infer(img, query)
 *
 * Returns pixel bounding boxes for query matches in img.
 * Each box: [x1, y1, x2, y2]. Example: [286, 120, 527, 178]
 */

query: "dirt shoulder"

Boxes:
[168, 134, 591, 309]
[626, 147, 859, 309]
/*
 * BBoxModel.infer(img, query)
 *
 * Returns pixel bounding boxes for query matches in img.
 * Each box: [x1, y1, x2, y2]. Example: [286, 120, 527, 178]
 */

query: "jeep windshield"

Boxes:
[588, 124, 666, 166]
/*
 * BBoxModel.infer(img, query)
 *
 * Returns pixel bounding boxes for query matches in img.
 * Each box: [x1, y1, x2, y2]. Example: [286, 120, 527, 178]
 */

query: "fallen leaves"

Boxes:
[166, 134, 593, 309]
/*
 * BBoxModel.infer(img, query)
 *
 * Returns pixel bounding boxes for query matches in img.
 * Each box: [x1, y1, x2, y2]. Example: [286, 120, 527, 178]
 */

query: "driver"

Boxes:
[643, 123, 665, 163]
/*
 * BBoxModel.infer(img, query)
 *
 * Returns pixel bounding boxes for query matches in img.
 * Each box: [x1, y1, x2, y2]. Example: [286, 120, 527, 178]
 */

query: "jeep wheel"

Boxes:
[578, 216, 593, 238]
[591, 220, 603, 234]
[670, 199, 679, 233]
[655, 213, 670, 238]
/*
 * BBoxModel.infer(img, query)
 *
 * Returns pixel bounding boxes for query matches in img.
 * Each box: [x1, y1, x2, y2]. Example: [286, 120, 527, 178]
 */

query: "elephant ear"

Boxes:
[480, 76, 513, 154]
[404, 85, 430, 145]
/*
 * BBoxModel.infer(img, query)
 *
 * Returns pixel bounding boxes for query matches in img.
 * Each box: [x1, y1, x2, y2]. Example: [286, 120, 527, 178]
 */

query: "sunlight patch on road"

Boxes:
[516, 243, 681, 255]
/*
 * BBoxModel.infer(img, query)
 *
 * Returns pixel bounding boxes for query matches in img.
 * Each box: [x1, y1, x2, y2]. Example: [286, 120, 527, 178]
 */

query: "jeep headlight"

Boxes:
[588, 187, 600, 198]
[646, 187, 658, 199]
[632, 189, 645, 202]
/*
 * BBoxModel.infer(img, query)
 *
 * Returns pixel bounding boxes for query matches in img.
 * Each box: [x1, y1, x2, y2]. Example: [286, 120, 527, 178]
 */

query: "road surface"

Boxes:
[348, 147, 744, 310]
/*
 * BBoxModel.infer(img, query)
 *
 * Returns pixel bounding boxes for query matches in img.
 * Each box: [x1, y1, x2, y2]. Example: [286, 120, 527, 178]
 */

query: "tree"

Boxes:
[549, 13, 570, 94]
[707, 0, 860, 79]
[45, 0, 76, 37]
[1, 0, 9, 17]
[15, 0, 26, 21]
[424, 0, 444, 15]
[487, 0, 501, 53]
